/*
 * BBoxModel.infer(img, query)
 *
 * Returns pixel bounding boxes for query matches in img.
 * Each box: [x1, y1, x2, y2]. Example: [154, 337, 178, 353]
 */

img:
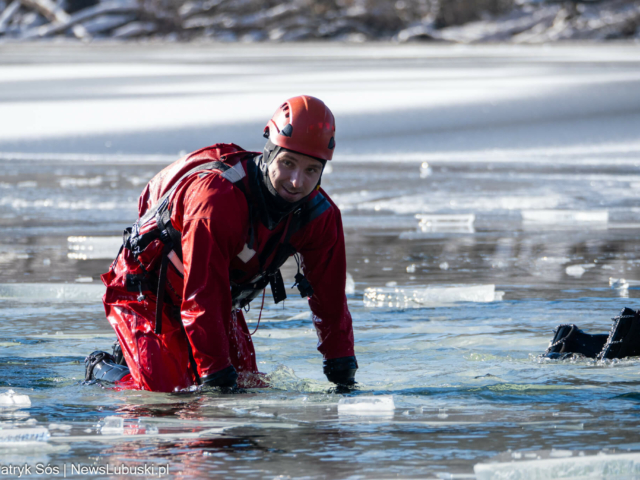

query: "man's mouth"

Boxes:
[282, 186, 301, 197]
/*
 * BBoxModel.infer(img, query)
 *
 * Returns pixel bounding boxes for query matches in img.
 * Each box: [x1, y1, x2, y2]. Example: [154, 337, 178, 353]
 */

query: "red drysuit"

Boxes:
[101, 144, 354, 392]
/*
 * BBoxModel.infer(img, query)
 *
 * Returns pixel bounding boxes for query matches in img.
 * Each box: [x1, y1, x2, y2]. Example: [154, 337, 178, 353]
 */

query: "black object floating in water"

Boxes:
[542, 307, 640, 360]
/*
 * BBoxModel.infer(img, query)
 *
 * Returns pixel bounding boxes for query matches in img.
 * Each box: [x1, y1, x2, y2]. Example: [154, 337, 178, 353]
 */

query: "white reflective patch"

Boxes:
[168, 250, 184, 275]
[221, 162, 246, 183]
[237, 244, 256, 263]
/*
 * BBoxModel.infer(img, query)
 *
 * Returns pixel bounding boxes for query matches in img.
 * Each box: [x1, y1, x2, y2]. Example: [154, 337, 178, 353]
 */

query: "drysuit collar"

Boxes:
[247, 142, 325, 230]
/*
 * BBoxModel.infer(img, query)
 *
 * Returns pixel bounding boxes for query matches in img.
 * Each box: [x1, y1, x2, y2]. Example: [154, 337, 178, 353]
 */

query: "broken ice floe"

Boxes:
[400, 213, 475, 239]
[67, 236, 121, 260]
[345, 272, 355, 295]
[0, 427, 49, 444]
[364, 284, 502, 308]
[338, 396, 395, 416]
[609, 277, 640, 298]
[474, 451, 640, 480]
[101, 416, 124, 435]
[0, 390, 31, 408]
[419, 162, 432, 178]
[0, 283, 104, 302]
[565, 264, 595, 278]
[522, 209, 609, 225]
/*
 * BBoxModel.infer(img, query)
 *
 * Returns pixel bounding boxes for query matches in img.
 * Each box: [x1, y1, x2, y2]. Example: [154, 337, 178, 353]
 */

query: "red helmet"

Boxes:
[264, 95, 336, 161]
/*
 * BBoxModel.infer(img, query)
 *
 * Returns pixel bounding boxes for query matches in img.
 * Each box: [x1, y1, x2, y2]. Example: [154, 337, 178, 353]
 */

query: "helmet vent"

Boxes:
[328, 137, 335, 149]
[280, 124, 293, 137]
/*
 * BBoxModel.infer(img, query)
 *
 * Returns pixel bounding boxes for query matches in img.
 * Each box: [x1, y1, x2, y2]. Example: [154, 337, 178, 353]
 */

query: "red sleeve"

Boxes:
[172, 174, 247, 378]
[294, 195, 355, 360]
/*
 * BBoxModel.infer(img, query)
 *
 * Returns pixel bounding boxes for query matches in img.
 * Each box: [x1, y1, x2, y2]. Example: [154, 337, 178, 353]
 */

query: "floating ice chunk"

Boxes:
[609, 277, 640, 297]
[610, 277, 640, 288]
[59, 176, 103, 188]
[535, 256, 571, 265]
[364, 284, 500, 308]
[610, 277, 629, 290]
[101, 416, 124, 435]
[345, 272, 355, 295]
[565, 264, 595, 278]
[67, 236, 122, 260]
[0, 427, 49, 445]
[419, 162, 432, 178]
[522, 209, 608, 224]
[0, 283, 105, 302]
[0, 390, 31, 408]
[338, 396, 395, 416]
[416, 213, 475, 230]
[48, 423, 72, 431]
[549, 450, 574, 458]
[400, 214, 475, 238]
[474, 452, 640, 480]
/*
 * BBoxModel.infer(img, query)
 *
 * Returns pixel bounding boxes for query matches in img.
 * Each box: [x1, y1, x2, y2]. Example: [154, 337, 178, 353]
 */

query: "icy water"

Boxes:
[1, 43, 640, 479]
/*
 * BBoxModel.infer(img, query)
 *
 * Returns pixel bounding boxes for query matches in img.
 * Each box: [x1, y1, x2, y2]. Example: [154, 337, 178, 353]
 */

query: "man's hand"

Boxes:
[323, 356, 358, 388]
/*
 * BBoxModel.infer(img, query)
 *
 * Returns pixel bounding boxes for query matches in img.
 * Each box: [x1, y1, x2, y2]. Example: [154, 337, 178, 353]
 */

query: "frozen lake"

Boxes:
[1, 43, 640, 479]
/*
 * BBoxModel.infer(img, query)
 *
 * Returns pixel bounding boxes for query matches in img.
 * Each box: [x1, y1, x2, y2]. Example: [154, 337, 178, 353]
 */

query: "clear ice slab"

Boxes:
[0, 283, 105, 302]
[67, 236, 122, 260]
[475, 451, 640, 480]
[522, 209, 609, 225]
[364, 284, 502, 308]
[338, 396, 395, 416]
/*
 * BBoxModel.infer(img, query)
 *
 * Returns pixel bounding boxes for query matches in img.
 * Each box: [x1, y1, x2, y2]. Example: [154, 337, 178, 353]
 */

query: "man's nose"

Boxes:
[290, 169, 302, 188]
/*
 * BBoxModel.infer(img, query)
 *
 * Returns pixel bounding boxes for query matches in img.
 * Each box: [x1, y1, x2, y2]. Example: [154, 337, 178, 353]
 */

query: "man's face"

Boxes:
[268, 150, 324, 203]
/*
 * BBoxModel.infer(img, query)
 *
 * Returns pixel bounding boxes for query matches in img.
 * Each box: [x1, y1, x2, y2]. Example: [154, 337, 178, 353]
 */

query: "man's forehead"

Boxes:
[280, 151, 323, 167]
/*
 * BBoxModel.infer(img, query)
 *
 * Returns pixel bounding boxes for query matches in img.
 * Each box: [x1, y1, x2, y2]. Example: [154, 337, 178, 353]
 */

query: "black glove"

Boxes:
[323, 356, 358, 386]
[201, 365, 238, 390]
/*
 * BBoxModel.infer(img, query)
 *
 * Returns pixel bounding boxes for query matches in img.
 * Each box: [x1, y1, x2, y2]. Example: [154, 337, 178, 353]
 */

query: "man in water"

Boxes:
[85, 95, 357, 392]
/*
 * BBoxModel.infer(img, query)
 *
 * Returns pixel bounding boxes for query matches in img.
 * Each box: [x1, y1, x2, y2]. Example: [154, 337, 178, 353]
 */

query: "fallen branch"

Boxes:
[21, 0, 138, 38]
[0, 0, 21, 33]
[19, 0, 90, 38]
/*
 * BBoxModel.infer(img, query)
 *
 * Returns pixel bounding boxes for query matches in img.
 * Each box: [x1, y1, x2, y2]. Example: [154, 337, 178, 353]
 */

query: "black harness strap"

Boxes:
[154, 242, 172, 335]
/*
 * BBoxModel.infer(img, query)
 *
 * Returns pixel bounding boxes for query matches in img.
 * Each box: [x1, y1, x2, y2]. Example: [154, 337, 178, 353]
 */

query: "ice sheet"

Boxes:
[338, 396, 395, 416]
[565, 264, 595, 278]
[415, 214, 475, 230]
[364, 284, 501, 308]
[474, 452, 640, 480]
[399, 214, 476, 237]
[67, 236, 122, 260]
[0, 283, 105, 302]
[101, 416, 124, 435]
[0, 427, 49, 444]
[0, 390, 31, 408]
[522, 209, 609, 224]
[345, 272, 355, 295]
